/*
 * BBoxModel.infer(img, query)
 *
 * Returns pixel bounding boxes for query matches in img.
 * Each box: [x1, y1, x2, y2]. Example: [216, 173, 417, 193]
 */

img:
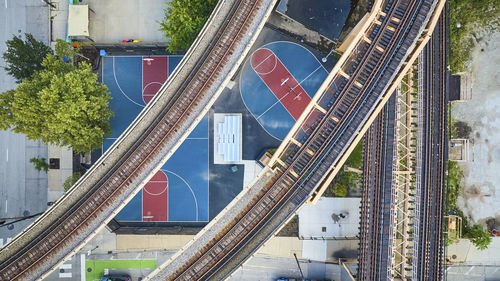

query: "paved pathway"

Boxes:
[0, 0, 50, 246]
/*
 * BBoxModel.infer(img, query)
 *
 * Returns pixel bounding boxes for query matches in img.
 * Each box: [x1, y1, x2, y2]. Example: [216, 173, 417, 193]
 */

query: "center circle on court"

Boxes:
[143, 170, 168, 196]
[251, 48, 277, 75]
[240, 41, 328, 140]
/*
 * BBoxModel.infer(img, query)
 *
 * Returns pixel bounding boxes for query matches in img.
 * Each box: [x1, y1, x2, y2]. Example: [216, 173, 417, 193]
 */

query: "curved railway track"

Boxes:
[157, 0, 439, 279]
[0, 0, 268, 279]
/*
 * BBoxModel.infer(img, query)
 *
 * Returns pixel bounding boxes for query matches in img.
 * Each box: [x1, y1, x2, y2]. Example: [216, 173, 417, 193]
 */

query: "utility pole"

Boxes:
[293, 253, 305, 280]
[41, 0, 56, 9]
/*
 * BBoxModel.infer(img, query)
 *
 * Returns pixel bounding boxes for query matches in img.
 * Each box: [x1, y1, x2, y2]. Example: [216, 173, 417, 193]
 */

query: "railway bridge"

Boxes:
[0, 0, 445, 280]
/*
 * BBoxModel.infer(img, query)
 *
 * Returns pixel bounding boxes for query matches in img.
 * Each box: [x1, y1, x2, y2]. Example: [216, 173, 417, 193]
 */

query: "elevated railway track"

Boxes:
[150, 0, 445, 279]
[0, 0, 277, 279]
[358, 95, 397, 281]
[0, 0, 446, 279]
[357, 6, 447, 280]
[416, 11, 447, 280]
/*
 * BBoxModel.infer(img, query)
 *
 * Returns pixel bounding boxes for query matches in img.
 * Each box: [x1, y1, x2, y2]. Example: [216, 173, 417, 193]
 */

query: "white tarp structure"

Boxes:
[68, 5, 90, 39]
[216, 115, 241, 162]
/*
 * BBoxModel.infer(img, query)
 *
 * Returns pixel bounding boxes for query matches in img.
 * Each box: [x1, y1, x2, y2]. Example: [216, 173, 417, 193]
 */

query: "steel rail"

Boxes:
[160, 0, 437, 279]
[0, 0, 270, 279]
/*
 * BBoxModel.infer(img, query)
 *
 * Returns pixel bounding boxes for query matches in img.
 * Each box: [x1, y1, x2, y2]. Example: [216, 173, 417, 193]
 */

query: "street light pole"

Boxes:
[41, 0, 56, 9]
[293, 253, 305, 280]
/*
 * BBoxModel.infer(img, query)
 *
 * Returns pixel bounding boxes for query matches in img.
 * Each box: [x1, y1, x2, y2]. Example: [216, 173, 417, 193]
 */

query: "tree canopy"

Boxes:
[2, 33, 53, 83]
[0, 48, 112, 153]
[159, 0, 218, 53]
[467, 225, 492, 250]
[29, 157, 50, 173]
[334, 183, 348, 197]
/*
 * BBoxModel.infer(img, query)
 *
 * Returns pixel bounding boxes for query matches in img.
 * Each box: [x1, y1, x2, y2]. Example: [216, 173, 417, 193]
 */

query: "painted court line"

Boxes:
[163, 169, 199, 221]
[142, 56, 168, 104]
[256, 65, 324, 120]
[142, 170, 168, 221]
[112, 57, 145, 108]
[251, 48, 311, 120]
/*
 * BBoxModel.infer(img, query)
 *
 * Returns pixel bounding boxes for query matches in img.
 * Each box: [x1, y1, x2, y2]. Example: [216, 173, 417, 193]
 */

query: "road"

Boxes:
[0, 0, 50, 244]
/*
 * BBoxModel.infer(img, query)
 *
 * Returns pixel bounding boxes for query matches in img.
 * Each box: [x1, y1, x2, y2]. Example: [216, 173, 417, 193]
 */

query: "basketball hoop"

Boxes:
[143, 57, 154, 65]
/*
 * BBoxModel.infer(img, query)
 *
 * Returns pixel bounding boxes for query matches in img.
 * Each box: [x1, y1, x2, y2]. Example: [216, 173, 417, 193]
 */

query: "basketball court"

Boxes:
[101, 55, 209, 222]
[240, 41, 329, 140]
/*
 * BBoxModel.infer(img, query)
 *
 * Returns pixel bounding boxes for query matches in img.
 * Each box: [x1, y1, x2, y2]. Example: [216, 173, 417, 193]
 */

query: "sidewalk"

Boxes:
[447, 237, 500, 265]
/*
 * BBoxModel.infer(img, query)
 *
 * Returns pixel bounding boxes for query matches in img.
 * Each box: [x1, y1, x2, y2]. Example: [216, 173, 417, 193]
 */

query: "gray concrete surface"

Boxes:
[0, 0, 50, 246]
[452, 30, 500, 226]
[447, 265, 500, 281]
[44, 249, 341, 281]
[229, 255, 341, 281]
[78, 0, 169, 43]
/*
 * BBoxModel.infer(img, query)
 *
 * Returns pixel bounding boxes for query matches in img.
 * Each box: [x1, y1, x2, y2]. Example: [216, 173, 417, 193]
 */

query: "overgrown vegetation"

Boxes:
[446, 161, 493, 250]
[449, 0, 500, 72]
[324, 140, 363, 197]
[160, 0, 218, 53]
[333, 183, 348, 197]
[0, 40, 113, 153]
[29, 157, 50, 173]
[63, 172, 83, 191]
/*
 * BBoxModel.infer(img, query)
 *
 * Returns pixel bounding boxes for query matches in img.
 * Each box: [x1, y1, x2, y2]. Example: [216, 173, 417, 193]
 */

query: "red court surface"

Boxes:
[142, 171, 168, 221]
[142, 56, 168, 104]
[251, 48, 311, 120]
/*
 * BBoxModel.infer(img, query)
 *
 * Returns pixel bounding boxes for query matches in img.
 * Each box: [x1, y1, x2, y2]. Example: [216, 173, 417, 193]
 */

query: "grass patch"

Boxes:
[345, 140, 363, 169]
[449, 0, 500, 72]
[85, 259, 156, 281]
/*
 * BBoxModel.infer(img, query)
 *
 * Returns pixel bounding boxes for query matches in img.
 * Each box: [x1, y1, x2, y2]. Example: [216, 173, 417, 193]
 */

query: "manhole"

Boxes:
[23, 210, 30, 217]
[87, 268, 92, 272]
[60, 269, 65, 273]
[7, 224, 14, 230]
[452, 254, 457, 259]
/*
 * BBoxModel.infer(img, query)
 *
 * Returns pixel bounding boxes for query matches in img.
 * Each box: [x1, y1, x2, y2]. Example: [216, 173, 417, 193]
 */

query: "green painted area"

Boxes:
[85, 259, 156, 281]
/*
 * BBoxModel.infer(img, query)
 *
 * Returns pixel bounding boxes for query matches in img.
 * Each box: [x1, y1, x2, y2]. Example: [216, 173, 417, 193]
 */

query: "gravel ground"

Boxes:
[452, 30, 500, 225]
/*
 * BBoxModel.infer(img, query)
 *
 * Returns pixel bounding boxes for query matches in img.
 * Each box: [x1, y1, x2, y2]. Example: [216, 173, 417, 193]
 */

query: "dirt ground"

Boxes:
[452, 30, 500, 226]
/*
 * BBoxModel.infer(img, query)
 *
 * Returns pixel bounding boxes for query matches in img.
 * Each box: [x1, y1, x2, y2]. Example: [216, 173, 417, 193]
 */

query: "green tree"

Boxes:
[333, 183, 348, 197]
[63, 172, 83, 191]
[29, 157, 50, 173]
[159, 0, 218, 53]
[2, 33, 53, 83]
[0, 54, 113, 153]
[467, 225, 492, 250]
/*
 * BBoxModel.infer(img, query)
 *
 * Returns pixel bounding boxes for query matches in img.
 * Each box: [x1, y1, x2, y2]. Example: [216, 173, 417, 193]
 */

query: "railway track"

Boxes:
[416, 11, 447, 280]
[0, 0, 269, 279]
[154, 0, 440, 279]
[358, 103, 386, 280]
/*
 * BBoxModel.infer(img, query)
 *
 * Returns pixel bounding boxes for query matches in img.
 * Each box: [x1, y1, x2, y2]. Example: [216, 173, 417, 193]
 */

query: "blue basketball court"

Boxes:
[102, 56, 209, 222]
[240, 41, 329, 140]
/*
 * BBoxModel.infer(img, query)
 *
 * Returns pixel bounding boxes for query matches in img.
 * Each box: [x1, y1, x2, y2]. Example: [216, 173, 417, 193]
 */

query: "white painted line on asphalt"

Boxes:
[4, 0, 7, 9]
[5, 149, 8, 162]
[80, 254, 85, 281]
[0, 239, 3, 247]
[60, 263, 72, 269]
[59, 272, 72, 278]
[6, 237, 11, 243]
[4, 200, 7, 213]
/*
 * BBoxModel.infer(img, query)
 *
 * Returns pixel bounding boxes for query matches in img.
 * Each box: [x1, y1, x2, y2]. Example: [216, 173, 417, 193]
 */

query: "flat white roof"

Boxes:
[68, 5, 89, 37]
[298, 197, 361, 239]
[215, 114, 241, 163]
